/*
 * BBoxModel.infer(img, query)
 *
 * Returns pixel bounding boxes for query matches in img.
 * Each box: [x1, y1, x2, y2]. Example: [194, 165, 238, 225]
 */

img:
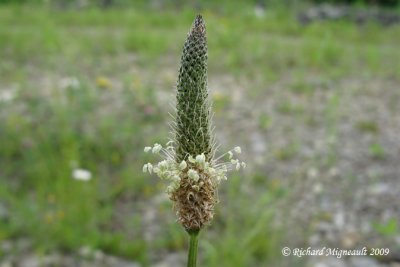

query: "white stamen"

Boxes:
[236, 163, 240, 171]
[179, 160, 187, 170]
[147, 163, 153, 174]
[188, 169, 199, 182]
[188, 155, 196, 163]
[152, 143, 162, 154]
[234, 146, 241, 154]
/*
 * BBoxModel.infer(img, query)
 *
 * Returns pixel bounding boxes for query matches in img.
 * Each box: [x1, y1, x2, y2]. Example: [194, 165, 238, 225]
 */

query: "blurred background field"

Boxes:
[0, 0, 400, 266]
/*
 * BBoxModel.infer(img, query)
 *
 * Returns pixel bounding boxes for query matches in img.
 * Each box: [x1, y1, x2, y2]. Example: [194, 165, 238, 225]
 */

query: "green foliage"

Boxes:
[274, 143, 299, 161]
[373, 218, 398, 236]
[356, 120, 379, 134]
[259, 112, 272, 131]
[369, 143, 385, 159]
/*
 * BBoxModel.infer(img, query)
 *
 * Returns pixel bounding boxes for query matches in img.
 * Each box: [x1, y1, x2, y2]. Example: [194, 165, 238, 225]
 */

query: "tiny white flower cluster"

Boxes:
[143, 143, 245, 195]
[227, 146, 246, 171]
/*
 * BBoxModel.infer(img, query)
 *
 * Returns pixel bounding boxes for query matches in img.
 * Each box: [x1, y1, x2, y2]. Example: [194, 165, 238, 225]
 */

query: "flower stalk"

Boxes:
[187, 229, 199, 267]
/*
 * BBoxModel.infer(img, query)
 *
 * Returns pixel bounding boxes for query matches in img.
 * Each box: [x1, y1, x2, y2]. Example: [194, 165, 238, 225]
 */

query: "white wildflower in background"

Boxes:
[72, 168, 92, 181]
[0, 88, 17, 103]
[254, 5, 266, 18]
[59, 77, 80, 90]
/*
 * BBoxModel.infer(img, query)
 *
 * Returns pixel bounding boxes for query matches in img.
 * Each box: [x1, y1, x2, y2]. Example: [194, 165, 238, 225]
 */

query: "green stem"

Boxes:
[187, 229, 200, 267]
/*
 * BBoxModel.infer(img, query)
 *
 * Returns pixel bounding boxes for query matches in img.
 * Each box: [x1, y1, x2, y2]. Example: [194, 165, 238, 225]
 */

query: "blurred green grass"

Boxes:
[0, 1, 399, 266]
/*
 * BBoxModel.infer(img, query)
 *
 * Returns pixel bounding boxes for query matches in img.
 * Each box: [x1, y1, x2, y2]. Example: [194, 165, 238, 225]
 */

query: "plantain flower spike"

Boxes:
[143, 15, 245, 232]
